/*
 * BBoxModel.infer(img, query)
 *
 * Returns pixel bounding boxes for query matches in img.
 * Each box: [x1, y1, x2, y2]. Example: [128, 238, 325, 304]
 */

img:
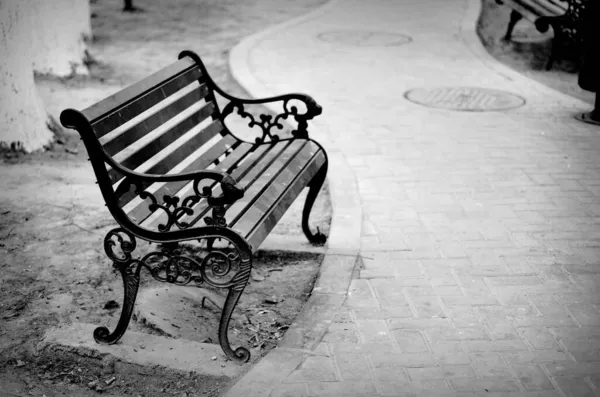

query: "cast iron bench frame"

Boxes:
[495, 0, 587, 70]
[60, 50, 328, 363]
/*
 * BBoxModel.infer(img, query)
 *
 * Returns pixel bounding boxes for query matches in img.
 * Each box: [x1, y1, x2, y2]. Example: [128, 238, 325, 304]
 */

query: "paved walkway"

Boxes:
[226, 0, 600, 396]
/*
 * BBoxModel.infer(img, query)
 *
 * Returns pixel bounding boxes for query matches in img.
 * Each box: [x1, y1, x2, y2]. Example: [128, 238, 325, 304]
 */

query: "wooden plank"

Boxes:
[230, 144, 322, 241]
[87, 61, 201, 136]
[114, 116, 223, 176]
[140, 142, 259, 229]
[501, 0, 565, 20]
[245, 152, 326, 251]
[225, 140, 308, 226]
[103, 85, 211, 156]
[118, 135, 239, 211]
[176, 141, 291, 228]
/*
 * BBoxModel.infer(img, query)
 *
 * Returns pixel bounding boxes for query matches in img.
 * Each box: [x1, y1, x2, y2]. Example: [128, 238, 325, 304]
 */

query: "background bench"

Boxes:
[495, 0, 588, 69]
[60, 50, 328, 363]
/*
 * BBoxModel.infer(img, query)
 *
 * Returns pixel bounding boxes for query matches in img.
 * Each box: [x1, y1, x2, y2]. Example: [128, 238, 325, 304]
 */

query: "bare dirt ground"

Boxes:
[0, 0, 329, 396]
[477, 0, 595, 106]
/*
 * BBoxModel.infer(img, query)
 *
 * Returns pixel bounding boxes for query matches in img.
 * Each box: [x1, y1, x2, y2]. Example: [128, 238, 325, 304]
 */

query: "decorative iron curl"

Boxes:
[104, 228, 137, 264]
[221, 96, 322, 144]
[128, 237, 251, 290]
[114, 174, 243, 232]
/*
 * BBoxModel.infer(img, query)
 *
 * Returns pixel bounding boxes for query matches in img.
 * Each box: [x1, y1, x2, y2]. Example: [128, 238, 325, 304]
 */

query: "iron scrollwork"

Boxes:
[221, 95, 323, 144]
[99, 228, 253, 362]
[114, 174, 243, 232]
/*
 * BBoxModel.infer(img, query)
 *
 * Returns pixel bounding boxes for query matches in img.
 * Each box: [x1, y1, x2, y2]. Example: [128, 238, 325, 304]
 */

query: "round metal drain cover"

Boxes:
[404, 87, 525, 111]
[317, 30, 412, 47]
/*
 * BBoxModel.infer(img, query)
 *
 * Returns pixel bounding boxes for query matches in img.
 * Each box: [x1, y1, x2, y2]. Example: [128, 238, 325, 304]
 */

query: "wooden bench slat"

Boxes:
[85, 58, 200, 132]
[119, 134, 239, 213]
[226, 140, 310, 227]
[162, 141, 292, 230]
[230, 143, 321, 234]
[103, 84, 211, 156]
[245, 151, 326, 251]
[501, 0, 566, 20]
[140, 141, 259, 229]
[113, 114, 223, 177]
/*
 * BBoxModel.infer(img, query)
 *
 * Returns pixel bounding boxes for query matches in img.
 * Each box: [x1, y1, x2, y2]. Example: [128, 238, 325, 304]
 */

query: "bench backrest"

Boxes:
[61, 52, 246, 235]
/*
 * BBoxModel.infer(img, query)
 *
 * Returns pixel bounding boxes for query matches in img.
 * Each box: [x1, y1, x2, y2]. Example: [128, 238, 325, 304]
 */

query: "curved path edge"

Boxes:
[225, 1, 362, 396]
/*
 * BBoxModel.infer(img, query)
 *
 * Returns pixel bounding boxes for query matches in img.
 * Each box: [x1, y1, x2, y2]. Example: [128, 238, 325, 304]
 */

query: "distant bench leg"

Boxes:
[302, 164, 328, 245]
[504, 9, 523, 42]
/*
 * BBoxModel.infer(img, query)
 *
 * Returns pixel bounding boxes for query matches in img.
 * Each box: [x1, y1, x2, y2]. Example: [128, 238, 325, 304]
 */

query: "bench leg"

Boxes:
[503, 10, 523, 42]
[94, 260, 142, 344]
[302, 164, 328, 245]
[218, 257, 252, 363]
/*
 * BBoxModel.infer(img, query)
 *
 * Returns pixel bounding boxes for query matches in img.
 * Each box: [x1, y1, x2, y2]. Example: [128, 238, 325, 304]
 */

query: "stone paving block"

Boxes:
[511, 364, 555, 391]
[449, 378, 521, 393]
[335, 352, 373, 381]
[470, 352, 513, 378]
[270, 383, 308, 397]
[561, 339, 600, 362]
[445, 306, 482, 328]
[564, 304, 600, 326]
[553, 377, 596, 397]
[461, 339, 528, 353]
[388, 318, 454, 330]
[393, 330, 430, 353]
[306, 381, 378, 397]
[517, 327, 561, 350]
[406, 365, 476, 380]
[404, 286, 437, 296]
[551, 326, 600, 340]
[332, 309, 354, 324]
[490, 287, 530, 305]
[420, 260, 460, 286]
[356, 319, 393, 343]
[346, 279, 379, 308]
[426, 327, 490, 343]
[485, 275, 544, 286]
[370, 352, 437, 368]
[443, 295, 500, 306]
[286, 356, 339, 382]
[322, 322, 361, 344]
[503, 351, 572, 365]
[408, 296, 446, 318]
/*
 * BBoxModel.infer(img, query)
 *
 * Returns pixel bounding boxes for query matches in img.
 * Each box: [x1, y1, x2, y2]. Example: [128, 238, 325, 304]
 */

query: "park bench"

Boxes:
[60, 50, 328, 363]
[495, 0, 588, 70]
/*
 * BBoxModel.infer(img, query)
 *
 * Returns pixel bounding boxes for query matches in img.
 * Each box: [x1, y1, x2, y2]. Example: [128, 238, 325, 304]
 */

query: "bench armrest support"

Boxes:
[219, 93, 322, 144]
[113, 164, 244, 230]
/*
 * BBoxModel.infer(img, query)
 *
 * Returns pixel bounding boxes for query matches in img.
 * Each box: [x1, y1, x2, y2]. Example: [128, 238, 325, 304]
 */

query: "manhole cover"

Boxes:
[317, 30, 412, 47]
[404, 87, 526, 111]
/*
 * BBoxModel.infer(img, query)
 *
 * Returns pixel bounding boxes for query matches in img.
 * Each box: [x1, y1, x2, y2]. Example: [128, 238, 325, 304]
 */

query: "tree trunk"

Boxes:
[29, 0, 91, 76]
[0, 1, 53, 152]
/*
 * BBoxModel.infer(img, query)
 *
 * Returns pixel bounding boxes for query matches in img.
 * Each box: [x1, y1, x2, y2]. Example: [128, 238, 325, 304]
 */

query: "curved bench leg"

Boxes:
[218, 257, 252, 363]
[302, 164, 328, 245]
[94, 261, 142, 344]
[504, 9, 523, 42]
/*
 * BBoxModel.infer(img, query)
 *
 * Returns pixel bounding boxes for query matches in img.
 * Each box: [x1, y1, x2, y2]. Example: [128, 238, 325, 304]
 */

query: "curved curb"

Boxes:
[460, 0, 590, 108]
[224, 1, 362, 397]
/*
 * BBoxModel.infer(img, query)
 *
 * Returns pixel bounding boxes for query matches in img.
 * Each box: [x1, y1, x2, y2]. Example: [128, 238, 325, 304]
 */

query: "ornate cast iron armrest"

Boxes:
[219, 93, 323, 144]
[112, 163, 244, 208]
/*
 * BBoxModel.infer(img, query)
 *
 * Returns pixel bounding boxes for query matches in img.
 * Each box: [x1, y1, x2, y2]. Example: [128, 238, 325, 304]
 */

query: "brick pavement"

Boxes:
[227, 0, 600, 395]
